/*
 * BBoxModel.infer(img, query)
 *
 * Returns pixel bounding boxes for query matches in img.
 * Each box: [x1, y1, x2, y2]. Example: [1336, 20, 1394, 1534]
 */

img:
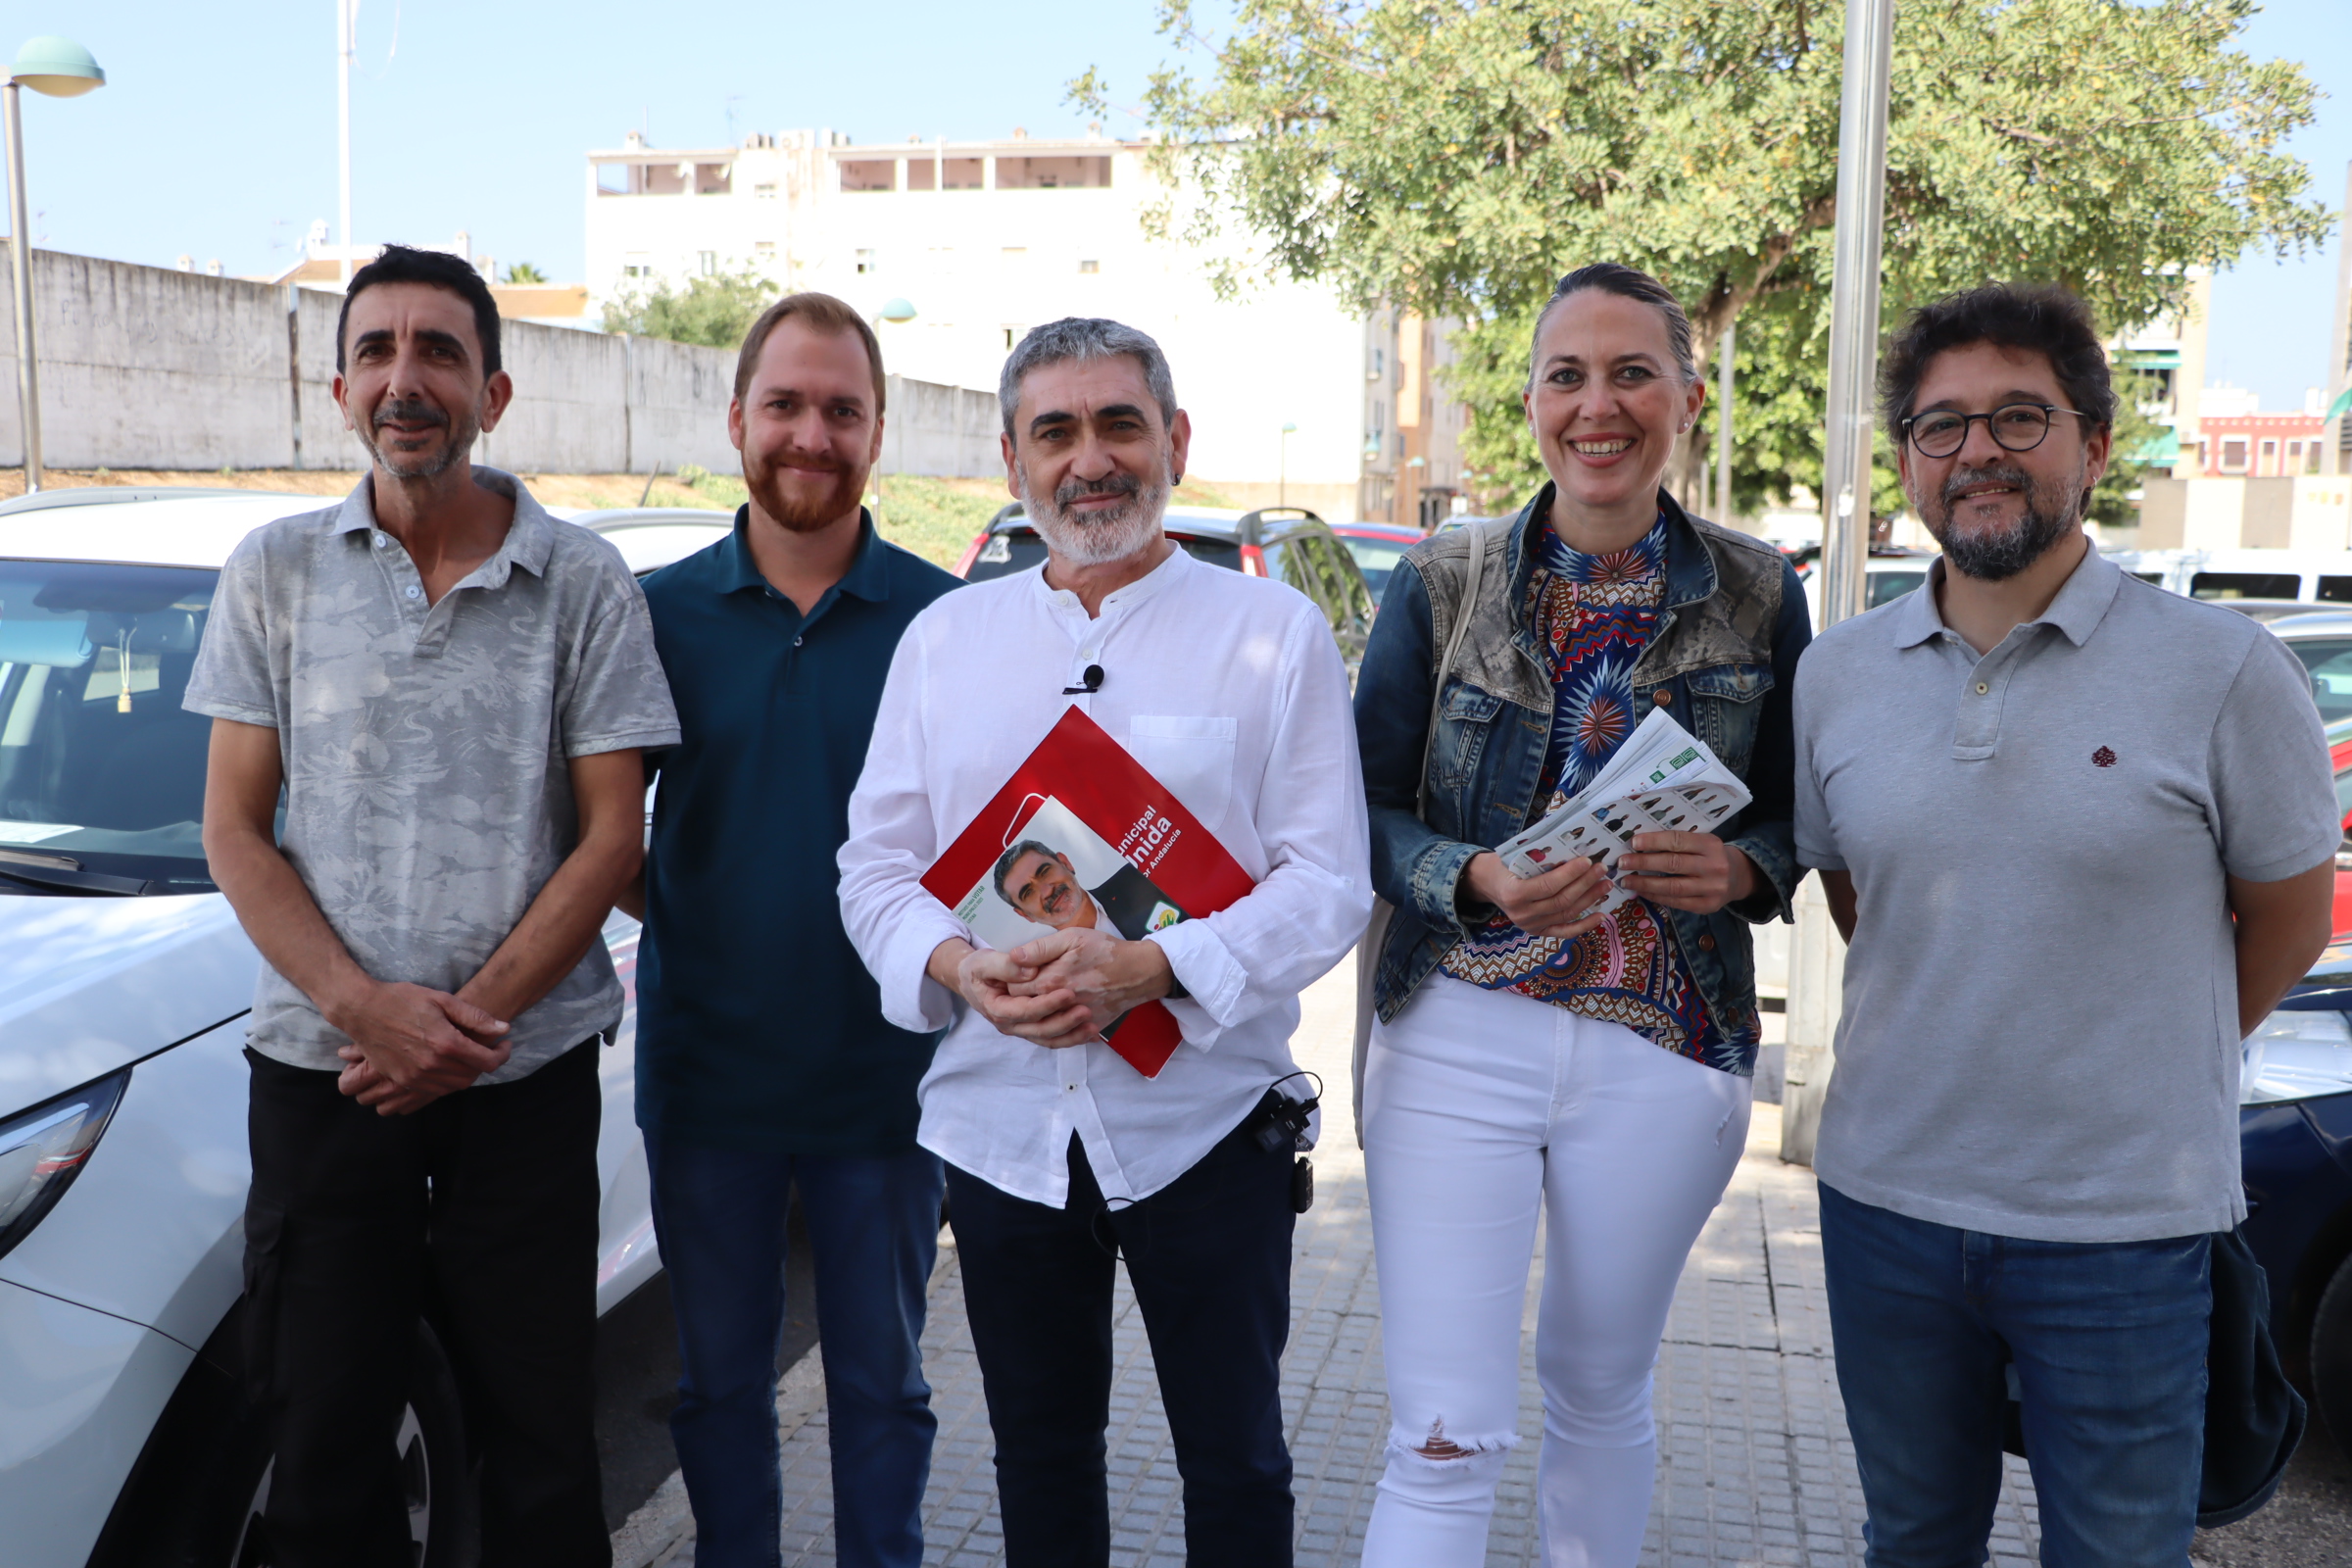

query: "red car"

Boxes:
[2331, 716, 2352, 937]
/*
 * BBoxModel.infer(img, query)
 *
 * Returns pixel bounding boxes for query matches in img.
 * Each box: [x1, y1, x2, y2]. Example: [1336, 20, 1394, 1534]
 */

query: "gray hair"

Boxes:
[1000, 318, 1179, 439]
[992, 839, 1060, 904]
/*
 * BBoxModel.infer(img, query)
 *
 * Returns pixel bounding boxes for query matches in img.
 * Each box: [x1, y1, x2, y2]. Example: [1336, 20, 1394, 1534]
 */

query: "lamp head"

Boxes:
[878, 298, 916, 324]
[11, 36, 104, 98]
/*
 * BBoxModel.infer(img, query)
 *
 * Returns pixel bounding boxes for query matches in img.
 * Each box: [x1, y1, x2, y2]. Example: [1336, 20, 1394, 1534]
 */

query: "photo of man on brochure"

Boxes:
[953, 796, 1189, 949]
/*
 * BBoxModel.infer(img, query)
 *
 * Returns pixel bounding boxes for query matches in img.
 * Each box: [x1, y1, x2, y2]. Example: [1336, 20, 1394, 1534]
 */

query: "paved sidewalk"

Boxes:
[653, 965, 2045, 1566]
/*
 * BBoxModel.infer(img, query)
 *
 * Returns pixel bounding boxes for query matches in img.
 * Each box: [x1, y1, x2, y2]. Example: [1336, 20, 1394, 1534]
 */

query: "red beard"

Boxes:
[745, 449, 865, 534]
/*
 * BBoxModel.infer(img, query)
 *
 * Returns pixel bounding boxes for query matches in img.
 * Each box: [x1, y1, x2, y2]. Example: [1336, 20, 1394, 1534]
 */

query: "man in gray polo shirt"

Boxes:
[1792, 283, 2336, 1563]
[188, 246, 678, 1567]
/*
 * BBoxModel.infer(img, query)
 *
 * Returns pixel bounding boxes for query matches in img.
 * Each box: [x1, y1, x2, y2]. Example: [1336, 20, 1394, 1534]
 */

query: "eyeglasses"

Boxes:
[1900, 403, 2084, 459]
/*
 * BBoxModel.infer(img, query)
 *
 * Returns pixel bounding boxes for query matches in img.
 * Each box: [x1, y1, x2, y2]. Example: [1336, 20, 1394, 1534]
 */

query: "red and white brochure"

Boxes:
[920, 707, 1255, 1078]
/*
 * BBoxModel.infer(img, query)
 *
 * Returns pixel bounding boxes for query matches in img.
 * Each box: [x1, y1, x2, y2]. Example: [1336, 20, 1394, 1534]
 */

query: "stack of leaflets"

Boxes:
[1492, 708, 1751, 917]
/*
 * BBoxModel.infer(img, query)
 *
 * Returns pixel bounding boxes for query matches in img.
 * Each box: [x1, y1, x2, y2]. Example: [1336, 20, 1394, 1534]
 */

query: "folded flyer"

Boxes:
[919, 707, 1255, 1079]
[1493, 708, 1751, 917]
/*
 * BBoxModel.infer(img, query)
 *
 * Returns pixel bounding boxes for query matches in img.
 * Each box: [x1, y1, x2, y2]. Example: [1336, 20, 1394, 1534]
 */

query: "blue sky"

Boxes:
[11, 0, 2348, 410]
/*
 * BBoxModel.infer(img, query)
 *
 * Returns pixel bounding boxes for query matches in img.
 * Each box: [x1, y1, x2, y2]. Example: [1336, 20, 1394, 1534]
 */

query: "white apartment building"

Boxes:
[583, 127, 1463, 522]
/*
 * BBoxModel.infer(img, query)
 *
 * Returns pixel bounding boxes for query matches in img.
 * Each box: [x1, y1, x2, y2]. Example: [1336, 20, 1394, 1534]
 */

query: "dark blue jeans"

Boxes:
[645, 1132, 944, 1568]
[1818, 1182, 2211, 1568]
[946, 1122, 1297, 1568]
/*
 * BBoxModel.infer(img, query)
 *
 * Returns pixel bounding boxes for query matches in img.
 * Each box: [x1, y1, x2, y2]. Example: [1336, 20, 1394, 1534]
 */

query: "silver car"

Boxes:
[0, 488, 719, 1568]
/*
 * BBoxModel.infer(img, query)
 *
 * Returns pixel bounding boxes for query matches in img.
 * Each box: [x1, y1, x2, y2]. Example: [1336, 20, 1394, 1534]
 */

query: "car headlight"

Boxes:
[0, 1071, 127, 1262]
[2242, 1008, 2352, 1105]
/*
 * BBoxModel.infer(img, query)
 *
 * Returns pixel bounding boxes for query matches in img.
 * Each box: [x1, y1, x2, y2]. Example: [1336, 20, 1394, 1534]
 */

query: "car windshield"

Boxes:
[1865, 569, 1929, 610]
[2289, 637, 2352, 726]
[0, 561, 221, 893]
[1342, 537, 1414, 601]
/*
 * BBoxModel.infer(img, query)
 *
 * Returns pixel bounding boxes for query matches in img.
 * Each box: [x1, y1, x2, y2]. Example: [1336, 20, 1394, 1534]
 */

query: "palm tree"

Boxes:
[500, 262, 549, 285]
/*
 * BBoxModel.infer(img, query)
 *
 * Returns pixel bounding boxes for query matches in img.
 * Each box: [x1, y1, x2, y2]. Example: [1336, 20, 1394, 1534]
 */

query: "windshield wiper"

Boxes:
[0, 849, 151, 896]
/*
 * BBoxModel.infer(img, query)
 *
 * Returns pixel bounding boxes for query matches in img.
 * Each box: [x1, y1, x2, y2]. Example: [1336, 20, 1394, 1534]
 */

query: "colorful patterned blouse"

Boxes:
[1440, 515, 1752, 1067]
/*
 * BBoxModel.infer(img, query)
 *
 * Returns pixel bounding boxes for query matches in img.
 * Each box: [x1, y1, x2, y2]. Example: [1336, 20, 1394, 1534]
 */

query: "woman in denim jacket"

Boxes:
[1351, 264, 1810, 1565]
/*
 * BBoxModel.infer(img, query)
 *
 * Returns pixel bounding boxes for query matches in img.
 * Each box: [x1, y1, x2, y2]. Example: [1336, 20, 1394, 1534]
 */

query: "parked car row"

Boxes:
[954, 503, 1380, 670]
[12, 487, 2352, 1567]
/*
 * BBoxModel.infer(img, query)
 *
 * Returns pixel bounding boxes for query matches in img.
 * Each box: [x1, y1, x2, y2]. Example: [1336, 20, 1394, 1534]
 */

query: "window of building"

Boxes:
[2311, 442, 2326, 474]
[698, 252, 717, 276]
[856, 250, 876, 275]
[2222, 438, 2248, 471]
[695, 163, 732, 195]
[840, 159, 897, 192]
[906, 160, 936, 191]
[943, 158, 985, 190]
[996, 155, 1111, 190]
[1003, 325, 1023, 349]
[1078, 259, 1100, 273]
[754, 240, 776, 260]
[753, 182, 777, 199]
[1370, 347, 1385, 381]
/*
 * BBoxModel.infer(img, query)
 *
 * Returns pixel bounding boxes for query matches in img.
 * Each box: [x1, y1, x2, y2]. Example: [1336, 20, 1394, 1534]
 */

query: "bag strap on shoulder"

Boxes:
[1415, 520, 1489, 814]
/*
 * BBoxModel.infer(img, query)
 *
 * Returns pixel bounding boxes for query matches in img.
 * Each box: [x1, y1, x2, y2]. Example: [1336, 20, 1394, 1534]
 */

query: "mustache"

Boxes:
[760, 445, 849, 475]
[1940, 462, 2033, 509]
[372, 399, 450, 432]
[1055, 471, 1141, 511]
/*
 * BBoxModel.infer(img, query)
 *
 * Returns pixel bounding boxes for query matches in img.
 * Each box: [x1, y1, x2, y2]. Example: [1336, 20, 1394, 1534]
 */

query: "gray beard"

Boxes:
[1018, 463, 1170, 567]
[1924, 461, 2082, 582]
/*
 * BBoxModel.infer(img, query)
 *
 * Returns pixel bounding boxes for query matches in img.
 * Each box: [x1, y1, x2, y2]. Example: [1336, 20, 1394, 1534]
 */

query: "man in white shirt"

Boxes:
[840, 318, 1370, 1566]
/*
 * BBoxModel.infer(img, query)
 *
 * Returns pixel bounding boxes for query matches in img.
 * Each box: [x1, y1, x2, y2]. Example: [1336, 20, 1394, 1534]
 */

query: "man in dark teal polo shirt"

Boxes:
[623, 293, 960, 1568]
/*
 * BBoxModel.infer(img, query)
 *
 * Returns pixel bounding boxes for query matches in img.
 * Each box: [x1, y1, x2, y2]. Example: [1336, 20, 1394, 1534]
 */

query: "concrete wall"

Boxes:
[2137, 478, 2187, 548]
[2240, 478, 2295, 550]
[881, 374, 1001, 479]
[0, 245, 980, 478]
[2137, 474, 2352, 552]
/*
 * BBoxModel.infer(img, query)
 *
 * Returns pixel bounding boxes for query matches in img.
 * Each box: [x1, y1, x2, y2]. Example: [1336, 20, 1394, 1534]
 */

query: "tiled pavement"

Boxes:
[646, 966, 2047, 1566]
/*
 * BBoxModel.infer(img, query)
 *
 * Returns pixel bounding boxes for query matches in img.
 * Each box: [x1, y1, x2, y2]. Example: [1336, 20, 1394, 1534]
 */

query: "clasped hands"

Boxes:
[328, 980, 514, 1116]
[1462, 830, 1755, 939]
[929, 929, 1175, 1050]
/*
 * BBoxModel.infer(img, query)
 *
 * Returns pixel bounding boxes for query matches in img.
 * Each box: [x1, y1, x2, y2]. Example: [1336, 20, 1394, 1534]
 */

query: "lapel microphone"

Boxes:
[1061, 663, 1105, 696]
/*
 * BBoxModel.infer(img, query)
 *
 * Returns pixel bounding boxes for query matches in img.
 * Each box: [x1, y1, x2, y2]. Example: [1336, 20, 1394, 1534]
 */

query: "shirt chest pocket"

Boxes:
[1127, 714, 1239, 828]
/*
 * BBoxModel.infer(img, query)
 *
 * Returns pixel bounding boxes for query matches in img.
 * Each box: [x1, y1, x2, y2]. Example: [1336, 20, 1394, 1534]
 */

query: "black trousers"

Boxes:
[242, 1041, 610, 1568]
[945, 1116, 1298, 1568]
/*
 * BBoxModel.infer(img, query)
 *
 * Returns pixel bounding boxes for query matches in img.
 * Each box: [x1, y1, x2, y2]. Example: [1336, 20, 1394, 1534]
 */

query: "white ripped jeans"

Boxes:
[1360, 972, 1752, 1568]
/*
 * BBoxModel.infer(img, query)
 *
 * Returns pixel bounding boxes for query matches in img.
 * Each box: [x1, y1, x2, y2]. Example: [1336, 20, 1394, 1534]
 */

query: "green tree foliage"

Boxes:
[1110, 0, 2327, 514]
[500, 262, 549, 284]
[600, 265, 779, 350]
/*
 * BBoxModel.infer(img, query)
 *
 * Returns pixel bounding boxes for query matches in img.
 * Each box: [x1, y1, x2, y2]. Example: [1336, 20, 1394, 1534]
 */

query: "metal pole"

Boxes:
[1716, 320, 1737, 526]
[1815, 0, 1894, 629]
[2326, 160, 2352, 477]
[1783, 0, 1893, 1168]
[5, 82, 41, 494]
[338, 0, 355, 284]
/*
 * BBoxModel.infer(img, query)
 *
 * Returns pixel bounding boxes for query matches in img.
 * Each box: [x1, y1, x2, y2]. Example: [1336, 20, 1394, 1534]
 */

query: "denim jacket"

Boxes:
[1353, 486, 1812, 1073]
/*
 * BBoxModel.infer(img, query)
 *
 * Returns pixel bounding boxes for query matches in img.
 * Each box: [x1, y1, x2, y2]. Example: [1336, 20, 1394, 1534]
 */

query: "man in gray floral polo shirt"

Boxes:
[187, 246, 678, 1568]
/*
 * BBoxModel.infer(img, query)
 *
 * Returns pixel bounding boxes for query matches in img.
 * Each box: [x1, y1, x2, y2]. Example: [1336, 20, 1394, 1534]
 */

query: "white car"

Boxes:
[0, 487, 716, 1568]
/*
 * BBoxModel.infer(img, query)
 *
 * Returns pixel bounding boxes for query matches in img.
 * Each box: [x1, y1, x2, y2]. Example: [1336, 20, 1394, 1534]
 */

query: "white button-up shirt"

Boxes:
[839, 544, 1371, 1205]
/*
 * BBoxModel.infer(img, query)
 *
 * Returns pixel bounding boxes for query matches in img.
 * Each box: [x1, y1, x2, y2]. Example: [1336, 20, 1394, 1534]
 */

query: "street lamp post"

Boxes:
[5, 35, 105, 495]
[870, 298, 916, 520]
[1782, 0, 1893, 1166]
[1279, 422, 1297, 509]
[337, 0, 355, 285]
